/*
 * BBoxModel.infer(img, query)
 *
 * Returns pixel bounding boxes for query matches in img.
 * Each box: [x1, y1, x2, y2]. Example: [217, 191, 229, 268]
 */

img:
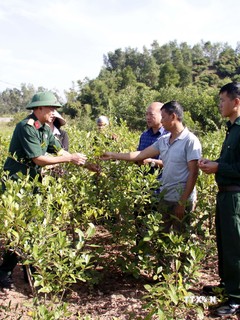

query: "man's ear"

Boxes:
[235, 97, 240, 106]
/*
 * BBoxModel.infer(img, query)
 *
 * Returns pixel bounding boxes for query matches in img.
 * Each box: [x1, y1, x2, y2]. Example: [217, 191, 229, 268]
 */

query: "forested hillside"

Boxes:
[0, 40, 239, 132]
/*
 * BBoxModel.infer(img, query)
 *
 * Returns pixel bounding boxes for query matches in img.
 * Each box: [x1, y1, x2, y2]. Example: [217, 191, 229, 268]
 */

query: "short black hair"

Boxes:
[161, 101, 183, 122]
[219, 82, 240, 100]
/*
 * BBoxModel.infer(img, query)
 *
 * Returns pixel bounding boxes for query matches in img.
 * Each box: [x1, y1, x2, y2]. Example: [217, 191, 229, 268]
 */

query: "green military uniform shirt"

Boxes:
[215, 116, 240, 186]
[4, 113, 62, 179]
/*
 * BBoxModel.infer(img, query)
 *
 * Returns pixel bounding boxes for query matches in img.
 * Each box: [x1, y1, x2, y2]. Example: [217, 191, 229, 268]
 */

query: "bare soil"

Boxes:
[0, 227, 240, 320]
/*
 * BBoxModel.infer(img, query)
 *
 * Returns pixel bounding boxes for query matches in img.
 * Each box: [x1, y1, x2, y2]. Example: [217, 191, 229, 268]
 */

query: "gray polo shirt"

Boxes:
[152, 127, 202, 202]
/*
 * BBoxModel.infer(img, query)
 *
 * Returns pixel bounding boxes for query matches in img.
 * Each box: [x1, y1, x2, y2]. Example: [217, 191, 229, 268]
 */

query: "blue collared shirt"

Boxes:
[137, 127, 168, 160]
[137, 126, 168, 180]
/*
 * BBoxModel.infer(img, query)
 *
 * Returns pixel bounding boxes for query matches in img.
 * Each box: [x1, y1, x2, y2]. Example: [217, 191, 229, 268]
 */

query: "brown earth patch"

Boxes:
[1, 227, 240, 319]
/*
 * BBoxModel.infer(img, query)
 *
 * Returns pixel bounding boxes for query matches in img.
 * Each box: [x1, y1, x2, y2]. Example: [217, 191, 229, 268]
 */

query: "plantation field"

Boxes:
[0, 121, 229, 319]
[0, 227, 223, 319]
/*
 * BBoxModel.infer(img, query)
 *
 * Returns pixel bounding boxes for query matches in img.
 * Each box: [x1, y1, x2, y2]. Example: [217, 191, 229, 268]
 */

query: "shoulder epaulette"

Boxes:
[27, 118, 34, 126]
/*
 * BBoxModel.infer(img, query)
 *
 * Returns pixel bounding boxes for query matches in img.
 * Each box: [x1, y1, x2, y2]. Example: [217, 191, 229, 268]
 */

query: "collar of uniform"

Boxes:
[226, 116, 240, 129]
[28, 113, 43, 130]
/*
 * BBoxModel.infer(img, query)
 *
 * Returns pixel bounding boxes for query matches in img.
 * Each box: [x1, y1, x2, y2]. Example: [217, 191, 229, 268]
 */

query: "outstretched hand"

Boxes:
[71, 153, 87, 165]
[100, 152, 112, 160]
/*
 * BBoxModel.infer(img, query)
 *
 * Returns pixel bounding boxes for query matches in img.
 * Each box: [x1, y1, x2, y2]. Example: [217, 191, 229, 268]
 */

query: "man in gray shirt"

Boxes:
[101, 101, 202, 233]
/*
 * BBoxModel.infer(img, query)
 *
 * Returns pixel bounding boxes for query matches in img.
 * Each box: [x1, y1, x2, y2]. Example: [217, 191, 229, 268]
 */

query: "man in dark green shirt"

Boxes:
[4, 112, 62, 179]
[199, 82, 240, 316]
[0, 91, 94, 289]
[4, 92, 88, 180]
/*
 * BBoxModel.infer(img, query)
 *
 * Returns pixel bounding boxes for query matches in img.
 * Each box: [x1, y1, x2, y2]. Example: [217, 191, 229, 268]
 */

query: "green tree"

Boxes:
[177, 64, 192, 88]
[112, 83, 159, 130]
[135, 46, 160, 88]
[103, 48, 126, 71]
[158, 62, 180, 88]
[215, 46, 239, 77]
[119, 66, 137, 89]
[180, 42, 193, 67]
[151, 41, 172, 65]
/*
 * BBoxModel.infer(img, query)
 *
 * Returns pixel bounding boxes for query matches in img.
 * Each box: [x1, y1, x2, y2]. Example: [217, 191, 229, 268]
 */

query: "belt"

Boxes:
[218, 185, 240, 192]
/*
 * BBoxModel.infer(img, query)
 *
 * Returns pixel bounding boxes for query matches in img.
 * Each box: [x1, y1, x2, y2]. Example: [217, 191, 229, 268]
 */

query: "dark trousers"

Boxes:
[216, 191, 240, 300]
[158, 199, 193, 234]
[146, 199, 193, 270]
[134, 198, 193, 242]
[0, 251, 19, 273]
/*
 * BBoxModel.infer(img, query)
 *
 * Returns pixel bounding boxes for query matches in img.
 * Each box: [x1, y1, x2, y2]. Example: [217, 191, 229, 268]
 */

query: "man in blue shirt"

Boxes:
[137, 102, 168, 173]
[135, 102, 168, 245]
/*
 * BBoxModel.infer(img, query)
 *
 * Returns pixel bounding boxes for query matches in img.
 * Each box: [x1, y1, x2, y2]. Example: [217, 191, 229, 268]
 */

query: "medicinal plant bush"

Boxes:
[0, 174, 97, 301]
[142, 229, 206, 319]
[0, 120, 226, 319]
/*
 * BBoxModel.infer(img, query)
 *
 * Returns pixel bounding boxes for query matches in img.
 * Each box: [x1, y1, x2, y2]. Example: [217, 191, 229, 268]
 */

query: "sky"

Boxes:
[0, 0, 239, 100]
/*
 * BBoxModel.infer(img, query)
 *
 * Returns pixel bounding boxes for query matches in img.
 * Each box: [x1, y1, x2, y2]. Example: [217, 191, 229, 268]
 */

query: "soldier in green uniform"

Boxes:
[0, 91, 98, 288]
[199, 82, 240, 316]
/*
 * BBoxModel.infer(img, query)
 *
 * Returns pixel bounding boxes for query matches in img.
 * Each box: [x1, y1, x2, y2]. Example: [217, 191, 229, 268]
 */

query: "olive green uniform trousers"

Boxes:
[216, 191, 240, 300]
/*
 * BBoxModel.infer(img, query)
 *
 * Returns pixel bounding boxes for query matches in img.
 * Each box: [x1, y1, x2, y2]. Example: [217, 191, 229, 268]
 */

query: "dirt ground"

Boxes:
[0, 229, 240, 320]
